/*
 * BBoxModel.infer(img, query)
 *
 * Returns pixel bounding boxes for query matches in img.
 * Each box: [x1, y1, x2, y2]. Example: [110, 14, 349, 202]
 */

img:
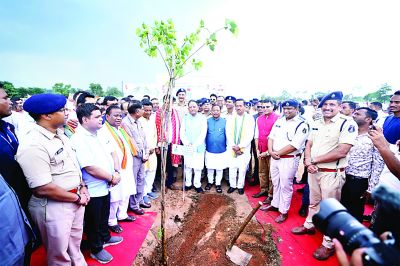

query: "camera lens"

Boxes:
[313, 198, 380, 253]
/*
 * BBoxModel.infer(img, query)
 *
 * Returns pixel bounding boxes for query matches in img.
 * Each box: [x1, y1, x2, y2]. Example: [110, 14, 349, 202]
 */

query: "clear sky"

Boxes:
[1, 0, 399, 98]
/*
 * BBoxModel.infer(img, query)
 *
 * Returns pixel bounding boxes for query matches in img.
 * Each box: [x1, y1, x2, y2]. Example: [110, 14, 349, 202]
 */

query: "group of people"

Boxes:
[1, 82, 400, 265]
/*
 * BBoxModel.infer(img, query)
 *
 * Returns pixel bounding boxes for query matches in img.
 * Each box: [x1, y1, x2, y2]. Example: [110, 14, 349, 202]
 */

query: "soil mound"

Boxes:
[145, 193, 281, 266]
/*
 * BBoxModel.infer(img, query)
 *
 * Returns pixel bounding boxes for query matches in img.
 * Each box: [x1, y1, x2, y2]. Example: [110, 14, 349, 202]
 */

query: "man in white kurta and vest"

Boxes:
[291, 91, 358, 261]
[139, 100, 159, 202]
[226, 99, 255, 195]
[98, 105, 137, 234]
[180, 100, 208, 193]
[260, 100, 309, 224]
[122, 101, 151, 215]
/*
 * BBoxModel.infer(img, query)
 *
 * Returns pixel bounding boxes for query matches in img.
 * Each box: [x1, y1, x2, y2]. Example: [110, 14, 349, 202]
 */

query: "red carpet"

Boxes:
[245, 183, 339, 266]
[31, 211, 157, 266]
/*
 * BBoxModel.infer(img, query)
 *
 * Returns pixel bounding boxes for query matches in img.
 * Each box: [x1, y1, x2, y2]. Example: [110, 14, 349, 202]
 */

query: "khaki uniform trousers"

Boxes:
[303, 170, 346, 248]
[29, 197, 86, 266]
[258, 156, 273, 197]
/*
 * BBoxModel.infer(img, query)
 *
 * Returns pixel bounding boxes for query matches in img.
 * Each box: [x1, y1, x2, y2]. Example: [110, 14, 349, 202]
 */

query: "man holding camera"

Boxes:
[291, 91, 358, 260]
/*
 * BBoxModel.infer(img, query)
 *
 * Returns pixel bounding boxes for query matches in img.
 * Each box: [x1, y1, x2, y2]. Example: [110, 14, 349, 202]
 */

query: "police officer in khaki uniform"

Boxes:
[291, 91, 358, 261]
[17, 94, 90, 266]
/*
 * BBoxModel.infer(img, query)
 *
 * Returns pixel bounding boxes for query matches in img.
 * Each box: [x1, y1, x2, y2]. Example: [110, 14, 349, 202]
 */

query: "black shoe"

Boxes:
[205, 183, 212, 190]
[216, 185, 222, 193]
[238, 188, 244, 195]
[298, 204, 308, 217]
[184, 185, 192, 191]
[252, 191, 268, 198]
[140, 202, 151, 208]
[227, 187, 236, 194]
[195, 187, 204, 193]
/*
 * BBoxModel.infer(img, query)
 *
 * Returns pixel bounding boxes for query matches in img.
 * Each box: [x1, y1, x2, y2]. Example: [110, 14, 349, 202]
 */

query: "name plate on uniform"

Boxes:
[172, 144, 194, 156]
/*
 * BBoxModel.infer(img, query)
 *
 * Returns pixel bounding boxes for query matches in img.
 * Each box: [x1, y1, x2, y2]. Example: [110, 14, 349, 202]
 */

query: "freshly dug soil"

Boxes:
[143, 193, 281, 266]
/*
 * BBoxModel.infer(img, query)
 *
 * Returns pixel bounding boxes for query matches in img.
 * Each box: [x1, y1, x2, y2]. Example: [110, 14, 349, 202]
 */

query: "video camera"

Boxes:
[313, 196, 400, 266]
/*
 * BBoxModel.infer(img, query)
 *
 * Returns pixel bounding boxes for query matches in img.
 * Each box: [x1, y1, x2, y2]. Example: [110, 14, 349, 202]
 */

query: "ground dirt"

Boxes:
[133, 179, 281, 266]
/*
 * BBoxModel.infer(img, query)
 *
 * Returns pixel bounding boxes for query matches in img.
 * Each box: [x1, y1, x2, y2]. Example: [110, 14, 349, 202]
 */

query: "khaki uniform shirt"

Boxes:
[16, 124, 81, 191]
[309, 113, 358, 169]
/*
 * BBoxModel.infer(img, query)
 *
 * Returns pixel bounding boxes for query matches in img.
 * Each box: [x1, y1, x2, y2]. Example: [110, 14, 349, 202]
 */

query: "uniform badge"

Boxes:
[348, 125, 355, 133]
[331, 93, 335, 98]
[286, 102, 289, 106]
[55, 147, 64, 155]
[302, 128, 307, 134]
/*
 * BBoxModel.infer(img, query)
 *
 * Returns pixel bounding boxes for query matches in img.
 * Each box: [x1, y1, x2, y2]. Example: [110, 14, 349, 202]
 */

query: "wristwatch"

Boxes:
[310, 158, 315, 165]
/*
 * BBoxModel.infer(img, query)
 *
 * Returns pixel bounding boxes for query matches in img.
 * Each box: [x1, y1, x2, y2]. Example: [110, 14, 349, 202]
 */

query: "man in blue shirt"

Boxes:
[0, 85, 32, 215]
[0, 174, 35, 266]
[205, 105, 227, 193]
[383, 90, 400, 144]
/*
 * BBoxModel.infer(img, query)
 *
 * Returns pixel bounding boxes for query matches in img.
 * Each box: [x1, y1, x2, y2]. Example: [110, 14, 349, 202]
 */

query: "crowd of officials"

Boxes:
[1, 82, 400, 265]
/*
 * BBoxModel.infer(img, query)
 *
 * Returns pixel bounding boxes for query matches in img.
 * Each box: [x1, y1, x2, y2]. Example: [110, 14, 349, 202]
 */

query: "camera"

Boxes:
[313, 198, 400, 266]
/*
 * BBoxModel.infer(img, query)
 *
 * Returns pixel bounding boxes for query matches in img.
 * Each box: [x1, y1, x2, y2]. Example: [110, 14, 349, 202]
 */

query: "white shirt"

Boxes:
[71, 126, 114, 197]
[269, 115, 309, 155]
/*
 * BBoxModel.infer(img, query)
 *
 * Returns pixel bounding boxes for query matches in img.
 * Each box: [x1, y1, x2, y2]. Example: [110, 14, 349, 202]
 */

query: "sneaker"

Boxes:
[143, 195, 150, 204]
[90, 249, 113, 264]
[103, 236, 123, 248]
[205, 183, 213, 190]
[147, 192, 159, 199]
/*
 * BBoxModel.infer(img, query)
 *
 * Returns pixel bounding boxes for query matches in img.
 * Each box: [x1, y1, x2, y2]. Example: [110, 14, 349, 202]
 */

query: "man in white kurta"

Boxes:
[180, 100, 207, 193]
[139, 101, 158, 201]
[260, 100, 309, 223]
[226, 99, 255, 195]
[98, 105, 137, 232]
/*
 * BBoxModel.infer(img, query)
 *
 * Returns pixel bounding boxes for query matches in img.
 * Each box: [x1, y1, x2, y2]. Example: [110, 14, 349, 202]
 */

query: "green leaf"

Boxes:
[209, 44, 215, 51]
[210, 33, 217, 42]
[157, 228, 162, 240]
[200, 19, 205, 28]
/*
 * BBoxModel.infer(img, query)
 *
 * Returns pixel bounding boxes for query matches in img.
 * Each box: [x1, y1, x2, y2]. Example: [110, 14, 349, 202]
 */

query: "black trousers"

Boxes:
[84, 193, 111, 254]
[340, 175, 368, 222]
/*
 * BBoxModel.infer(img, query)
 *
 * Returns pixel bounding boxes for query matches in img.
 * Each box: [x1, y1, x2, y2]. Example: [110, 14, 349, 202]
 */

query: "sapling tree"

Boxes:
[136, 18, 237, 265]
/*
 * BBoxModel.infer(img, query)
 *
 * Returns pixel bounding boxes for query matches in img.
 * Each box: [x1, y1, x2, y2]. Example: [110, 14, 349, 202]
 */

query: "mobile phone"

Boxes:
[369, 124, 376, 131]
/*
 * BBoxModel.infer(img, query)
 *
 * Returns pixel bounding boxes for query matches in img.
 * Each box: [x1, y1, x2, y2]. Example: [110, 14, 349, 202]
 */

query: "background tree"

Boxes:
[136, 18, 237, 264]
[52, 82, 73, 96]
[89, 83, 104, 97]
[1, 81, 17, 97]
[364, 83, 393, 103]
[104, 86, 123, 97]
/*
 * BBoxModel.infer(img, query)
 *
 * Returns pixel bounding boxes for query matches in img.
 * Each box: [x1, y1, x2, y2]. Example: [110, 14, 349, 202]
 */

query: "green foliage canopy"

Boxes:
[136, 19, 238, 80]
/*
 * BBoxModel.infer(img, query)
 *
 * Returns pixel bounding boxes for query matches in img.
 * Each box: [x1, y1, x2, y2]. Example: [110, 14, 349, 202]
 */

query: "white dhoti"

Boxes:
[184, 151, 205, 188]
[205, 151, 228, 170]
[144, 152, 157, 195]
[270, 156, 300, 214]
[206, 151, 228, 186]
[229, 151, 251, 189]
[108, 166, 136, 226]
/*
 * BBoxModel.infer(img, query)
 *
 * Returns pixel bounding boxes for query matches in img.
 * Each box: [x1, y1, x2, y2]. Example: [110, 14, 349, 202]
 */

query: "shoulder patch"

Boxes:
[55, 147, 64, 155]
[348, 125, 356, 133]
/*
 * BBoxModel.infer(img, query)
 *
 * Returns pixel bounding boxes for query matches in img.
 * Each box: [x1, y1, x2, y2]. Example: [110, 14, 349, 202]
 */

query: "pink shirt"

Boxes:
[255, 112, 280, 152]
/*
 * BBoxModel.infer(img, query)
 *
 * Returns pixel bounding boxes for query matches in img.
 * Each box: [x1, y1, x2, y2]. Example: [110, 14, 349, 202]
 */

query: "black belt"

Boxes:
[346, 174, 367, 180]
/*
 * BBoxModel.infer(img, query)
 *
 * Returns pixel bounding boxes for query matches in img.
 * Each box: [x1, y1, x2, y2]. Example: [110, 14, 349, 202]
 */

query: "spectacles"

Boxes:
[257, 106, 265, 109]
